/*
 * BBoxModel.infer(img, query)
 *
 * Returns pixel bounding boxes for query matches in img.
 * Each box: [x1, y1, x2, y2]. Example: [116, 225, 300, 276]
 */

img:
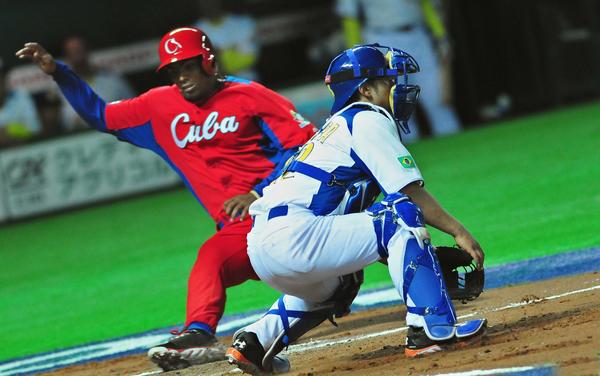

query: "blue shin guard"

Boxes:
[403, 238, 457, 340]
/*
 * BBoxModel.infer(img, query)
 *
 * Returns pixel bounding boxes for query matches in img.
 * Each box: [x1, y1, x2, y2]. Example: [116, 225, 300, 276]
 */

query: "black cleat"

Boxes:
[226, 331, 290, 375]
[405, 326, 445, 357]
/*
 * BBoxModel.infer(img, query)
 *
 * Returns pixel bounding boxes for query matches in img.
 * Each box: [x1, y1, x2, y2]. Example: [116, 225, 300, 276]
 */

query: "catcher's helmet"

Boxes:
[157, 27, 216, 75]
[325, 44, 420, 135]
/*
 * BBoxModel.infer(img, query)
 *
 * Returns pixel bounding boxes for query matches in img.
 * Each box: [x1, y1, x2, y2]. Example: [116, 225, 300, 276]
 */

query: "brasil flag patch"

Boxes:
[398, 155, 416, 168]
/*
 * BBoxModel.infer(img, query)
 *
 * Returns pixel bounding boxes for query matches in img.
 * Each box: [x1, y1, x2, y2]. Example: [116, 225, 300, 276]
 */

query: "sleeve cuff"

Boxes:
[387, 178, 425, 196]
[252, 183, 266, 197]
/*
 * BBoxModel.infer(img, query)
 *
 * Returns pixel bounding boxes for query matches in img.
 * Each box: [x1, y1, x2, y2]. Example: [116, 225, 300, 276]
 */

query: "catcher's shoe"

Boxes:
[147, 329, 226, 371]
[226, 331, 290, 375]
[405, 319, 487, 358]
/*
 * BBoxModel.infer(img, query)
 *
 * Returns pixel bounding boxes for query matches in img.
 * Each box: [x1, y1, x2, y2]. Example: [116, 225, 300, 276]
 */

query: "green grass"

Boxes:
[1, 101, 599, 361]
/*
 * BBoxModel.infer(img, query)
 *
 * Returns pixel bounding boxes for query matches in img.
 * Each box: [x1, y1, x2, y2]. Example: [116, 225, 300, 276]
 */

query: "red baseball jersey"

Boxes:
[53, 63, 316, 226]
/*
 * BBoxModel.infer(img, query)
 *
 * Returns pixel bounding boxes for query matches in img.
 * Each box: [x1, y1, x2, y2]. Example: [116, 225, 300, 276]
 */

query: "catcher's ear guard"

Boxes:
[435, 246, 484, 302]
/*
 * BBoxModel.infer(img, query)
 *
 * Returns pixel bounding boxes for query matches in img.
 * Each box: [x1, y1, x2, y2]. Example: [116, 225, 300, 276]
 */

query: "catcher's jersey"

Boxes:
[52, 62, 315, 226]
[249, 102, 424, 217]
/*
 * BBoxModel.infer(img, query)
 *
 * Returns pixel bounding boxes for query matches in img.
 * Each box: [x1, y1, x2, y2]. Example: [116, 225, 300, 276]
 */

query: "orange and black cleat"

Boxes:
[226, 331, 290, 375]
[405, 320, 487, 358]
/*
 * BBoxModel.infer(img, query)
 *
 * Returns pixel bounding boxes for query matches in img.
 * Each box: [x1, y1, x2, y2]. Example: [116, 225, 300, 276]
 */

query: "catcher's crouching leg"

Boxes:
[369, 193, 486, 357]
[395, 238, 487, 357]
[226, 271, 363, 374]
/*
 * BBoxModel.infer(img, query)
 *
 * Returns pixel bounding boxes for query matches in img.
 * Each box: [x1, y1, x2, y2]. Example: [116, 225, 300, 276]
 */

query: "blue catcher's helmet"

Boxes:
[325, 44, 421, 135]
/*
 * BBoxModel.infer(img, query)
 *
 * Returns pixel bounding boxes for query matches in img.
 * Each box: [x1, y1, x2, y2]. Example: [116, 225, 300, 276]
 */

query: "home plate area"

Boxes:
[40, 270, 600, 376]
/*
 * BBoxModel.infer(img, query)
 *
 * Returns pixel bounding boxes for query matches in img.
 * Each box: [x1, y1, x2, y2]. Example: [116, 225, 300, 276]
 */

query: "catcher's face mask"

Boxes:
[325, 43, 420, 136]
[385, 48, 421, 135]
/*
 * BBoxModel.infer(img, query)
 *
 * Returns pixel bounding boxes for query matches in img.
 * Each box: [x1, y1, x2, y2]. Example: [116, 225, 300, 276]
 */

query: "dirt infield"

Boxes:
[48, 272, 600, 376]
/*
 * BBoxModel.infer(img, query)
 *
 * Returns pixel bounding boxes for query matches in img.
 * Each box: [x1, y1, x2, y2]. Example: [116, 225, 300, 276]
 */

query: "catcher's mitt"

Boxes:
[435, 246, 484, 302]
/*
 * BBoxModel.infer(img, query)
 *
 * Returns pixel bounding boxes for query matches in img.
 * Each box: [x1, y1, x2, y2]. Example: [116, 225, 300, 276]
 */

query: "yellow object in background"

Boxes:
[421, 0, 446, 40]
[341, 17, 362, 48]
[220, 49, 257, 76]
[5, 123, 34, 139]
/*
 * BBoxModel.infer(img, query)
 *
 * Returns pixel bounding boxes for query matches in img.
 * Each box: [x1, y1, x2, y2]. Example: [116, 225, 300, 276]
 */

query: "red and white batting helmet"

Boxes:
[157, 27, 216, 74]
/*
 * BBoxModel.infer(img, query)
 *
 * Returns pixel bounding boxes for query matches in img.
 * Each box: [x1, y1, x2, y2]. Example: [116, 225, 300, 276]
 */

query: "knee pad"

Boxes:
[367, 193, 430, 258]
[367, 201, 396, 258]
[403, 237, 457, 340]
[382, 193, 430, 249]
[380, 193, 423, 227]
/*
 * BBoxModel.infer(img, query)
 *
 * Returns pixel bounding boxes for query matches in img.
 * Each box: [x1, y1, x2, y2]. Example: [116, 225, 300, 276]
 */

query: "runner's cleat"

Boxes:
[148, 328, 226, 371]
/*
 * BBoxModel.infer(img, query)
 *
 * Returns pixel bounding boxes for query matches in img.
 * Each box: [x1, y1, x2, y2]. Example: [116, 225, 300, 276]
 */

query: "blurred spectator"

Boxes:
[60, 36, 135, 130]
[336, 0, 460, 142]
[0, 58, 42, 146]
[37, 90, 63, 138]
[194, 0, 260, 80]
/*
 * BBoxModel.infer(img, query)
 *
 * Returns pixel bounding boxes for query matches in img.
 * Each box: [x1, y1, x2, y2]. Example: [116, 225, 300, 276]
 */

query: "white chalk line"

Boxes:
[133, 371, 162, 376]
[431, 364, 556, 376]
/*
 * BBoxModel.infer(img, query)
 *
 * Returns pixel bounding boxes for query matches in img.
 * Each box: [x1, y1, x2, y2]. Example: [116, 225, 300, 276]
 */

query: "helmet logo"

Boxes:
[164, 38, 183, 55]
[201, 35, 210, 51]
[201, 35, 215, 63]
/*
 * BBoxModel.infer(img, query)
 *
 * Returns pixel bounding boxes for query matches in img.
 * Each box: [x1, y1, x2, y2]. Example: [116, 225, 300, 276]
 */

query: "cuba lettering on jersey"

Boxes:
[250, 102, 423, 217]
[170, 111, 240, 148]
[51, 62, 315, 225]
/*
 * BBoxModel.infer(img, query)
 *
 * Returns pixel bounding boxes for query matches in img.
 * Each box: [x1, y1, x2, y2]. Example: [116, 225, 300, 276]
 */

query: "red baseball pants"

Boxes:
[185, 217, 259, 331]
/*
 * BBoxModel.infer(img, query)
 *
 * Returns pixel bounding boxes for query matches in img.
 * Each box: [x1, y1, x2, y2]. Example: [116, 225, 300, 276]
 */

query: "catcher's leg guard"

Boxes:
[400, 238, 457, 340]
[369, 193, 457, 341]
[456, 318, 487, 338]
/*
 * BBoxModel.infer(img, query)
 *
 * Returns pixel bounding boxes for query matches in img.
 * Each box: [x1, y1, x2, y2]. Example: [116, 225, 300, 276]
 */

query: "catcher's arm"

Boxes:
[401, 182, 484, 269]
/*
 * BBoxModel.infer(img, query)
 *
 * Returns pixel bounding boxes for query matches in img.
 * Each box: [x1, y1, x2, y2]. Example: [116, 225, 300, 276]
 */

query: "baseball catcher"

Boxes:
[224, 44, 487, 375]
